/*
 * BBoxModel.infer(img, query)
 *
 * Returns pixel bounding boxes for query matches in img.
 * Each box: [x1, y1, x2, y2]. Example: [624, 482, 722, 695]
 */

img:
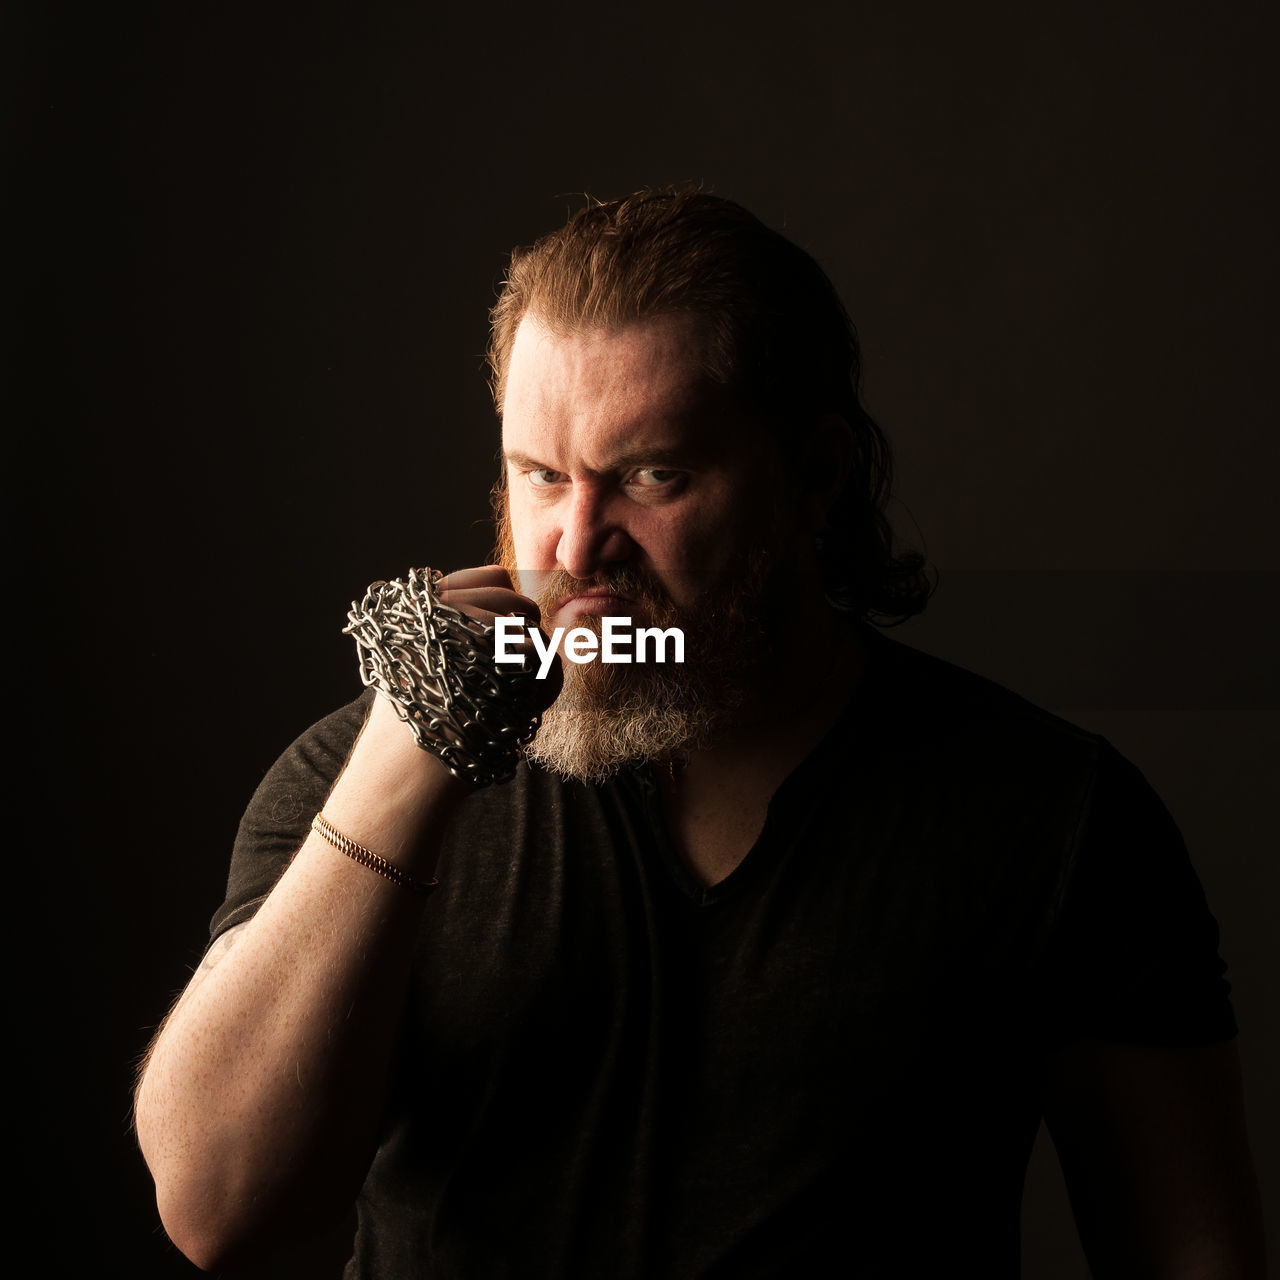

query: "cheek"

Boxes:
[507, 499, 556, 570]
[665, 490, 760, 569]
[633, 515, 740, 603]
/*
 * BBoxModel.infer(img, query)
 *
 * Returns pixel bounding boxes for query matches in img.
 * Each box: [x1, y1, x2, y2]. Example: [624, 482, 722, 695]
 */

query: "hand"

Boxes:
[434, 565, 563, 713]
[352, 565, 562, 786]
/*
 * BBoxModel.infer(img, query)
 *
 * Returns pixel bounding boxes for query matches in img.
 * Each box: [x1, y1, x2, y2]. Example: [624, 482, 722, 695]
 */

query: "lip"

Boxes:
[552, 592, 638, 621]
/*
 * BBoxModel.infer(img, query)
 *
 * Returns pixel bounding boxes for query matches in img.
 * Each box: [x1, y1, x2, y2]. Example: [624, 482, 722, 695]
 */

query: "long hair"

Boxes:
[488, 188, 930, 623]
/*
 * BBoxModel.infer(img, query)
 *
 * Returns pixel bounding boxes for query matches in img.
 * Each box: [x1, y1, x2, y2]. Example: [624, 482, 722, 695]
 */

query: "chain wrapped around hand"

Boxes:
[343, 567, 543, 786]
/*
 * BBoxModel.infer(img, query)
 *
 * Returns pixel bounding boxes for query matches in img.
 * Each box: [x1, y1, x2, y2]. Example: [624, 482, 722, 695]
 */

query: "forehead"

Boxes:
[501, 314, 742, 462]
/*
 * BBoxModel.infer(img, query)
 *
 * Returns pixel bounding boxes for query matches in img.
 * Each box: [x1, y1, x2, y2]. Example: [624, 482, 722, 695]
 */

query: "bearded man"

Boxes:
[135, 190, 1264, 1277]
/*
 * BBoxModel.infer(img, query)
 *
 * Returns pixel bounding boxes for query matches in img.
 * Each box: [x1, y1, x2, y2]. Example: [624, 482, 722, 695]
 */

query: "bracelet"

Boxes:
[311, 813, 438, 895]
[342, 567, 542, 787]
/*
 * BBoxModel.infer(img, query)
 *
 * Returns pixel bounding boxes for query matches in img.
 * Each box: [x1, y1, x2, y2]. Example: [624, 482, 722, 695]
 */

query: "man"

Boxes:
[135, 189, 1264, 1276]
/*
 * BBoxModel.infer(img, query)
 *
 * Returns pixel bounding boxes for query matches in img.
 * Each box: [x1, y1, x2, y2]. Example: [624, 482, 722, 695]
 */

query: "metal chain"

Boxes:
[343, 567, 542, 786]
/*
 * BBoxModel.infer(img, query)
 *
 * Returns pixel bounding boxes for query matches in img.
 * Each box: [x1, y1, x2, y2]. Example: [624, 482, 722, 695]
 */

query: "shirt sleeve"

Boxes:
[1046, 739, 1238, 1047]
[209, 692, 374, 941]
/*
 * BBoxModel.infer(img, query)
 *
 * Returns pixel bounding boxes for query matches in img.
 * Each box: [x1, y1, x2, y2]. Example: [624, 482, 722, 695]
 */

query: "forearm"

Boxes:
[135, 698, 465, 1268]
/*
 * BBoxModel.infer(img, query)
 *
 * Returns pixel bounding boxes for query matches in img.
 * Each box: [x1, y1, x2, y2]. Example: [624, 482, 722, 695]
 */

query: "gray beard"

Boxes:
[522, 654, 742, 784]
[513, 519, 783, 784]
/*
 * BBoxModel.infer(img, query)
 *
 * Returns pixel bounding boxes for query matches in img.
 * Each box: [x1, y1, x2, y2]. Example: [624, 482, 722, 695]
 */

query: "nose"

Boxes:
[556, 485, 634, 580]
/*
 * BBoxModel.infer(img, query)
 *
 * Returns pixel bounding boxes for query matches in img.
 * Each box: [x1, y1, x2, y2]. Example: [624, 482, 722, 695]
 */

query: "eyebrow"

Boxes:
[503, 447, 697, 472]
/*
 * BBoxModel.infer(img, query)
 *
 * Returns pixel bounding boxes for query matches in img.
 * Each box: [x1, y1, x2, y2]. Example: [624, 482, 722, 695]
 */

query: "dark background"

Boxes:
[12, 1, 1276, 1274]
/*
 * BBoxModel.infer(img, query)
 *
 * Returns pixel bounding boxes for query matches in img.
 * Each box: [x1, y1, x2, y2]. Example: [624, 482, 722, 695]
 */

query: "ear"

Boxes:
[798, 414, 855, 532]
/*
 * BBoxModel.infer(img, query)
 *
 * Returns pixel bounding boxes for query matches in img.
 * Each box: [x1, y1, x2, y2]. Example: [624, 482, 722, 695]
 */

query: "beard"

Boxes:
[493, 497, 779, 784]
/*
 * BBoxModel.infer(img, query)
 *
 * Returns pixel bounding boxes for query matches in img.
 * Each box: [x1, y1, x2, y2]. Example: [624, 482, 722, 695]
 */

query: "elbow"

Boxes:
[150, 1164, 265, 1272]
[151, 1163, 357, 1272]
[135, 1079, 261, 1268]
[138, 1113, 359, 1270]
[158, 1207, 239, 1273]
[135, 1072, 367, 1267]
[137, 1118, 264, 1270]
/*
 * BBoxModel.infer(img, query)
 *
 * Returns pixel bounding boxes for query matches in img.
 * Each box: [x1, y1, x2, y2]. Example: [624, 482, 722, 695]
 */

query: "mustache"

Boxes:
[530, 566, 676, 616]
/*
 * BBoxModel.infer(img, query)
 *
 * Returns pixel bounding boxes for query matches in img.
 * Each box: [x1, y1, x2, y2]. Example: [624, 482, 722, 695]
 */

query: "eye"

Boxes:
[629, 468, 683, 488]
[527, 468, 565, 488]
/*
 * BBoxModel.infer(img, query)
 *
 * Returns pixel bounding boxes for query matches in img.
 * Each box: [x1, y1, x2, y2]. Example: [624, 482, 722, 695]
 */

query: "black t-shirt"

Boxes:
[215, 630, 1236, 1278]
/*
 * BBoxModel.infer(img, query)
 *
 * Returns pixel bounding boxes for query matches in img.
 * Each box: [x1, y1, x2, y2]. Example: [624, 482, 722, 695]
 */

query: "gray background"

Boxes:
[13, 0, 1275, 1273]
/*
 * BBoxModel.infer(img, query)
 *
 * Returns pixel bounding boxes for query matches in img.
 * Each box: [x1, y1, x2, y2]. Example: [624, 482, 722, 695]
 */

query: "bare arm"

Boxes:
[134, 568, 547, 1270]
[1045, 1038, 1267, 1279]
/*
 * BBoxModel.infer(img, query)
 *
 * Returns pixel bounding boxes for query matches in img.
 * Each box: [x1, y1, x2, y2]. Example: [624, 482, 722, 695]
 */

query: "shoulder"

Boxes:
[854, 632, 1236, 1045]
[864, 628, 1098, 741]
[851, 628, 1112, 804]
[862, 634, 1204, 836]
[838, 632, 1209, 921]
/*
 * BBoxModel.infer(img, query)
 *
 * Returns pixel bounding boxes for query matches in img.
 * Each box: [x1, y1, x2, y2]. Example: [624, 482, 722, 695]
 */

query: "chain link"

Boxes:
[343, 567, 542, 786]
